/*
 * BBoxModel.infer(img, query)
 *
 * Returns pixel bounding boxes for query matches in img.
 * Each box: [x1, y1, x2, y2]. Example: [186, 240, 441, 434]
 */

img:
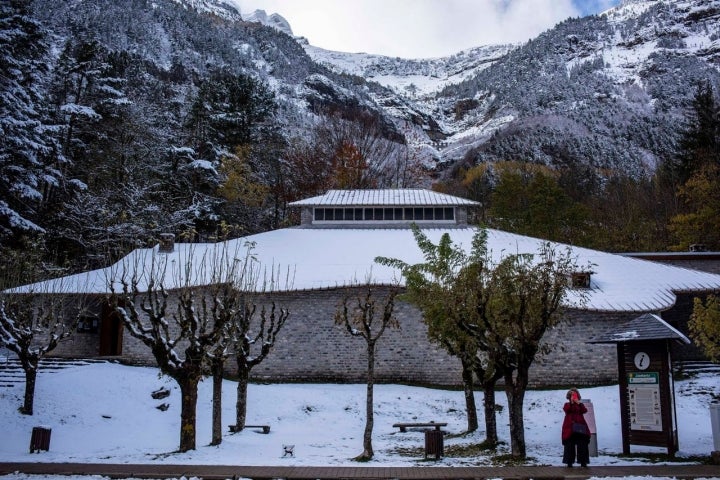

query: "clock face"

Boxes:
[634, 352, 650, 370]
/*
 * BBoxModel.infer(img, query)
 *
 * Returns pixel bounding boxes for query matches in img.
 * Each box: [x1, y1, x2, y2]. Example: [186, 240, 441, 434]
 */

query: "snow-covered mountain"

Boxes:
[25, 0, 720, 175]
[241, 9, 293, 37]
[5, 0, 720, 264]
[240, 0, 720, 174]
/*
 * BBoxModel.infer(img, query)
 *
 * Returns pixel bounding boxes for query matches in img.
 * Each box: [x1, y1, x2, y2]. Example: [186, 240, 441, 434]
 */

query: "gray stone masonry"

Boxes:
[45, 287, 672, 388]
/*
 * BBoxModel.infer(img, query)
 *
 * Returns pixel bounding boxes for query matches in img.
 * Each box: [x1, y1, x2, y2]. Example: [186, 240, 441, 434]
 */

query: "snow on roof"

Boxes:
[590, 313, 691, 344]
[288, 189, 480, 207]
[14, 227, 720, 313]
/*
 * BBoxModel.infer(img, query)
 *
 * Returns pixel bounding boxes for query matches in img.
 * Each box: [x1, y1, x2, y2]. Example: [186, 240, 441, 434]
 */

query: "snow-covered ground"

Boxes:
[0, 361, 718, 472]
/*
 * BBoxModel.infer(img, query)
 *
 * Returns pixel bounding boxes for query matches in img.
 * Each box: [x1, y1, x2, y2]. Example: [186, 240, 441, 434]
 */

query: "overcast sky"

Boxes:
[232, 0, 621, 58]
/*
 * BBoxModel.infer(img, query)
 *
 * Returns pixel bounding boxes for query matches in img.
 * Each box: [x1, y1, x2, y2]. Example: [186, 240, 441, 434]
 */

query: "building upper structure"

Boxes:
[288, 189, 480, 228]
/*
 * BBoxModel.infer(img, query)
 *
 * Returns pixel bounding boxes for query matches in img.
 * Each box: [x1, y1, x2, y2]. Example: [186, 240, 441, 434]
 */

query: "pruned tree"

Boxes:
[0, 262, 82, 415]
[335, 285, 399, 461]
[230, 299, 289, 432]
[110, 242, 255, 452]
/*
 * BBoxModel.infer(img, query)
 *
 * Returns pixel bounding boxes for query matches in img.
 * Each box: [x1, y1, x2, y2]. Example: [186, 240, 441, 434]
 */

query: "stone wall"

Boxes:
[44, 287, 669, 388]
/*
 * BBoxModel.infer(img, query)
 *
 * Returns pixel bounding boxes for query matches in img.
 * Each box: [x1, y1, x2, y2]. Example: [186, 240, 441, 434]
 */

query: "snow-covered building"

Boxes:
[17, 189, 720, 387]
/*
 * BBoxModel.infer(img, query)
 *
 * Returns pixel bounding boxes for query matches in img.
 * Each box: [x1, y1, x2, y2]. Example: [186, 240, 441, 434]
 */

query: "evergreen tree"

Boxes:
[668, 81, 720, 250]
[670, 81, 720, 184]
[186, 70, 275, 162]
[0, 0, 63, 243]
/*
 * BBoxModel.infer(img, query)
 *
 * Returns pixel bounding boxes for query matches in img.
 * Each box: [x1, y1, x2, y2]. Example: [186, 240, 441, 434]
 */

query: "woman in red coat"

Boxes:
[561, 387, 591, 467]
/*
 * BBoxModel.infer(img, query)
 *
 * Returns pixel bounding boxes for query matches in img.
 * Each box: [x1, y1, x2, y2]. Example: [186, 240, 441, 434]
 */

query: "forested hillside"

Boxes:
[0, 0, 423, 278]
[1, 0, 720, 283]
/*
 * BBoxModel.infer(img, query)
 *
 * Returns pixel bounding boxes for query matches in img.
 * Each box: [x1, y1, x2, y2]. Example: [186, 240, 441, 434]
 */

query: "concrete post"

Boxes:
[711, 404, 720, 451]
[582, 399, 598, 457]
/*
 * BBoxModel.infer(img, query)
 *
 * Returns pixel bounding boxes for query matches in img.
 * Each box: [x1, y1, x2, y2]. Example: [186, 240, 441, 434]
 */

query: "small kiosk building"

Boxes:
[590, 313, 690, 456]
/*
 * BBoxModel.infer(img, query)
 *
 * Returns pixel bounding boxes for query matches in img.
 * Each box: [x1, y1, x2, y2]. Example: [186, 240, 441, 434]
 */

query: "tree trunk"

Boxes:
[178, 375, 200, 452]
[235, 362, 250, 430]
[359, 341, 375, 461]
[461, 358, 478, 433]
[21, 362, 38, 415]
[481, 378, 498, 446]
[210, 357, 224, 446]
[504, 367, 530, 459]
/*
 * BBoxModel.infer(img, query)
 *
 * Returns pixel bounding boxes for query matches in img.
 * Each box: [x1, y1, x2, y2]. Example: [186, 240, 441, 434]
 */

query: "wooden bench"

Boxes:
[228, 424, 270, 434]
[392, 421, 447, 432]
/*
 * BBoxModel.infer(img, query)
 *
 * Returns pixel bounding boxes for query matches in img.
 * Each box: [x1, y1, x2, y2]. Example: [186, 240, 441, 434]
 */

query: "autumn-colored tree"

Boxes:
[333, 140, 375, 189]
[689, 294, 720, 362]
[217, 146, 268, 205]
[282, 135, 335, 204]
[213, 146, 271, 237]
[316, 112, 401, 189]
[669, 163, 720, 251]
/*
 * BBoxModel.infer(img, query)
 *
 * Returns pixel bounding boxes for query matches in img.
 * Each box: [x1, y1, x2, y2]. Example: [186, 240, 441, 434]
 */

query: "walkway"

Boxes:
[1, 462, 719, 479]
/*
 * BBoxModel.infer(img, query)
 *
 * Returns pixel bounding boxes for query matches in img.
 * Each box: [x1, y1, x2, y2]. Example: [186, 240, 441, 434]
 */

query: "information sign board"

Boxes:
[628, 372, 662, 432]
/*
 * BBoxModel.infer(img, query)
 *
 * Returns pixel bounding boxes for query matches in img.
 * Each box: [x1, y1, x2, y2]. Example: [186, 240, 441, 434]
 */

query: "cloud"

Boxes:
[233, 0, 616, 58]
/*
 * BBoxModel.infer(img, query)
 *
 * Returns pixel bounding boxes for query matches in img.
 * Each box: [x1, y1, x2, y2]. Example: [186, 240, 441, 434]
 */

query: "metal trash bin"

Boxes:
[424, 429, 444, 460]
[29, 426, 51, 453]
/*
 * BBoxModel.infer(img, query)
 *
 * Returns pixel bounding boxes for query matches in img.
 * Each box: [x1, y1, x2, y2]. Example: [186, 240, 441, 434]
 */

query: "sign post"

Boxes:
[589, 313, 690, 457]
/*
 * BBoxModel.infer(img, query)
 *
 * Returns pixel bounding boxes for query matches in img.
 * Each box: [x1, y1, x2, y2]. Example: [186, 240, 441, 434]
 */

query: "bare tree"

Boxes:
[110, 243, 255, 452]
[335, 285, 399, 461]
[0, 274, 82, 415]
[315, 112, 403, 189]
[230, 300, 289, 432]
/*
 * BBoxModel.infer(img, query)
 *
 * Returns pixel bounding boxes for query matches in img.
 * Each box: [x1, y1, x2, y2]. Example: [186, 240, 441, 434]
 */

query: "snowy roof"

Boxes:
[288, 189, 480, 207]
[14, 227, 720, 313]
[588, 313, 691, 344]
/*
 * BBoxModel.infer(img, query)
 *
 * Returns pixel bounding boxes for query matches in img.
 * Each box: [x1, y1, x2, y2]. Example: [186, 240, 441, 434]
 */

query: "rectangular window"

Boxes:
[365, 208, 374, 220]
[374, 208, 384, 220]
[404, 208, 414, 220]
[315, 208, 325, 221]
[424, 208, 434, 220]
[394, 208, 403, 220]
[384, 208, 394, 220]
[334, 208, 344, 220]
[354, 208, 364, 220]
[325, 209, 334, 220]
[344, 209, 354, 220]
[444, 208, 454, 220]
[414, 208, 424, 220]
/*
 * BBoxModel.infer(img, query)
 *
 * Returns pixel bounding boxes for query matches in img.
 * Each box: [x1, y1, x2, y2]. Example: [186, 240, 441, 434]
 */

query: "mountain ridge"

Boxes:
[240, 0, 720, 174]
